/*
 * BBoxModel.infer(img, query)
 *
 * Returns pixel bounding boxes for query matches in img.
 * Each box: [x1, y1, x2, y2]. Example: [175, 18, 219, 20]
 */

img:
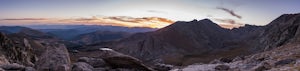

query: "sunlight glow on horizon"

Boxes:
[0, 0, 300, 28]
[0, 16, 174, 28]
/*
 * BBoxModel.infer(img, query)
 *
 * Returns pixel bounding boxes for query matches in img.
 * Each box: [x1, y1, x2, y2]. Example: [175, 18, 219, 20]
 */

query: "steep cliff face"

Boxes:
[257, 13, 300, 51]
[0, 31, 72, 71]
[0, 33, 36, 66]
[35, 42, 71, 71]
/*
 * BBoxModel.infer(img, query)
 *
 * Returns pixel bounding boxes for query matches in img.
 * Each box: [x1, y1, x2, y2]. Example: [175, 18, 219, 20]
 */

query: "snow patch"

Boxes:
[99, 48, 113, 51]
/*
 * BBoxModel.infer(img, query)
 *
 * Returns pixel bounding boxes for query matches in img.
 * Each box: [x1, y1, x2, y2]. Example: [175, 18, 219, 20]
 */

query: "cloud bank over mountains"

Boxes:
[0, 16, 174, 28]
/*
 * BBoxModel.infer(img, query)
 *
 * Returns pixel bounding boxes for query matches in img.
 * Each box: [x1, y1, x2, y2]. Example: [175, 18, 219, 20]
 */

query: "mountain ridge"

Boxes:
[83, 14, 300, 66]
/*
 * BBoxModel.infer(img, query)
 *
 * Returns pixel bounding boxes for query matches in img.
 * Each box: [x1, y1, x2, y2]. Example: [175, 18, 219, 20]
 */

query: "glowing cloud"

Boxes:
[213, 18, 244, 29]
[2, 18, 48, 20]
[216, 7, 242, 19]
[0, 16, 174, 28]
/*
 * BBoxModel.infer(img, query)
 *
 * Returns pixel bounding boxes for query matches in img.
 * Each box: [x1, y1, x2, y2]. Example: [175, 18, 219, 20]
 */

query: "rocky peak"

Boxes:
[267, 13, 300, 27]
[167, 19, 222, 29]
[0, 32, 36, 66]
[257, 13, 300, 51]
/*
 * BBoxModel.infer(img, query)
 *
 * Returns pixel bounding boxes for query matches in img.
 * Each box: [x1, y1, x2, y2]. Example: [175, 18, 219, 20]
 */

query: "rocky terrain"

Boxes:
[170, 13, 300, 71]
[84, 19, 262, 66]
[0, 13, 300, 71]
[171, 41, 300, 71]
[73, 13, 300, 71]
[0, 30, 75, 71]
[0, 31, 159, 71]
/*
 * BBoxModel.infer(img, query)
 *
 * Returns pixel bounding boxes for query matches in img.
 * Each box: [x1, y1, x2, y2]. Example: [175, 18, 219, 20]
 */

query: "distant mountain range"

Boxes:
[0, 25, 157, 48]
[27, 25, 156, 40]
[0, 19, 263, 66]
[83, 13, 300, 67]
[1, 13, 300, 71]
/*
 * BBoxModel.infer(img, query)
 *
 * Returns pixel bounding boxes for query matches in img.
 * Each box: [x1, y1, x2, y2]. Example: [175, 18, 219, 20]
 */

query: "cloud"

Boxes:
[74, 18, 97, 21]
[0, 16, 174, 28]
[213, 18, 244, 29]
[147, 10, 168, 14]
[206, 15, 213, 18]
[216, 7, 242, 19]
[213, 18, 243, 25]
[2, 18, 48, 20]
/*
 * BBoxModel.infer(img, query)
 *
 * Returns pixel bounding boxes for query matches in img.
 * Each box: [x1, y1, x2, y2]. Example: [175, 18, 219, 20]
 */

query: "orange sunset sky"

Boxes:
[1, 0, 300, 28]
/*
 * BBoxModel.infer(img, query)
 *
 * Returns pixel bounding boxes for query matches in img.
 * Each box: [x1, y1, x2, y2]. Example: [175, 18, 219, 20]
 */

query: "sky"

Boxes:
[0, 0, 300, 28]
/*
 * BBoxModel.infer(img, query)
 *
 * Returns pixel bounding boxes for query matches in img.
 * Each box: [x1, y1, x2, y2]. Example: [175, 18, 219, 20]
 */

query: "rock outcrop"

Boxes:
[0, 63, 26, 70]
[0, 33, 36, 66]
[0, 28, 73, 70]
[96, 48, 155, 71]
[77, 57, 106, 68]
[71, 62, 93, 71]
[35, 42, 71, 71]
[214, 65, 230, 71]
[70, 48, 157, 71]
[255, 13, 300, 51]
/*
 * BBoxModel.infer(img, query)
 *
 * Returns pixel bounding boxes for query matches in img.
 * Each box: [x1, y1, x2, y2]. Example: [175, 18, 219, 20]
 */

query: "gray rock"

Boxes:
[0, 68, 4, 71]
[71, 62, 93, 71]
[0, 63, 25, 70]
[78, 57, 90, 62]
[232, 56, 244, 62]
[275, 59, 296, 66]
[92, 68, 107, 71]
[256, 57, 266, 62]
[0, 55, 9, 65]
[78, 57, 106, 68]
[220, 58, 233, 63]
[215, 65, 230, 71]
[97, 48, 155, 71]
[71, 50, 80, 53]
[25, 67, 36, 71]
[35, 43, 71, 71]
[108, 68, 136, 71]
[253, 62, 271, 71]
[0, 33, 36, 66]
[209, 59, 222, 64]
[57, 65, 70, 71]
[88, 58, 106, 68]
[153, 63, 174, 71]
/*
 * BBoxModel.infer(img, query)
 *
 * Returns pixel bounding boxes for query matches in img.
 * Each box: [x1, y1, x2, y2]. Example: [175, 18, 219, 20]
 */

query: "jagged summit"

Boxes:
[256, 13, 300, 51]
[266, 13, 300, 27]
[167, 19, 221, 28]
